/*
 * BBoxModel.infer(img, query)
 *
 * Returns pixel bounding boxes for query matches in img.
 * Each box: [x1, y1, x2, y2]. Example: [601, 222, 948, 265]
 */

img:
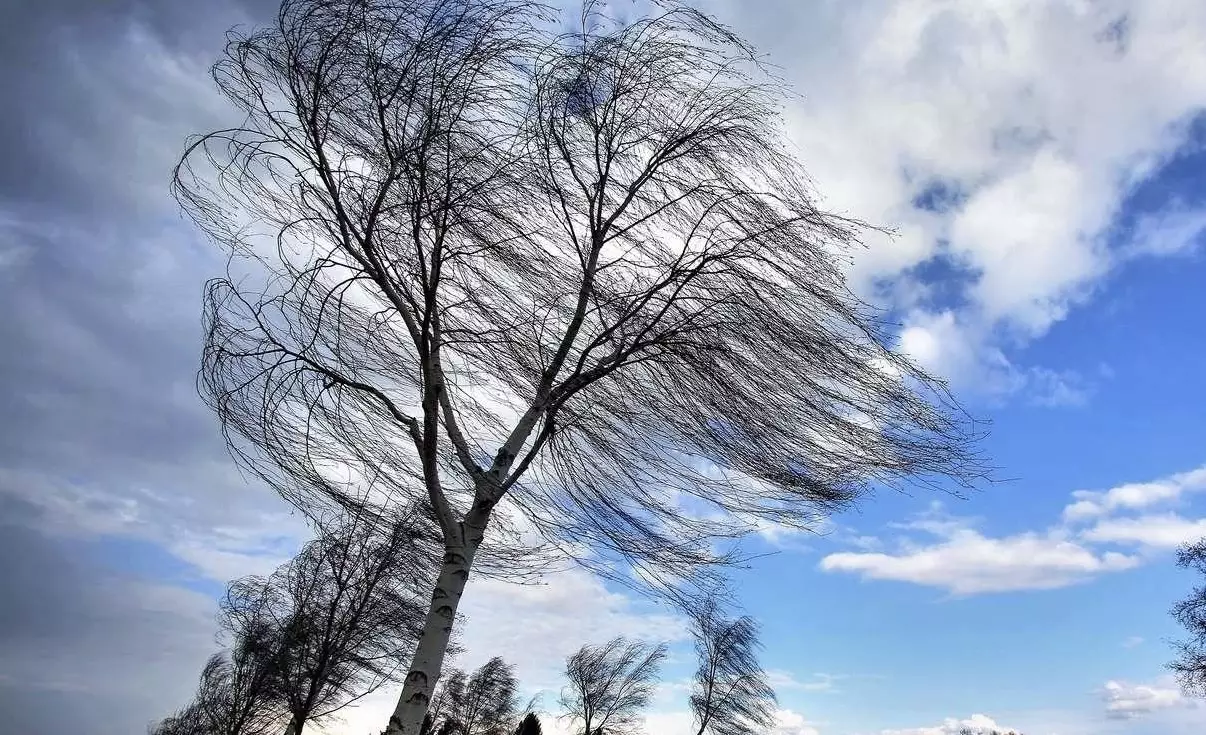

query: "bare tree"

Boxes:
[559, 637, 666, 735]
[175, 0, 986, 732]
[193, 646, 286, 735]
[1170, 537, 1206, 697]
[222, 512, 434, 734]
[688, 603, 775, 735]
[426, 657, 520, 735]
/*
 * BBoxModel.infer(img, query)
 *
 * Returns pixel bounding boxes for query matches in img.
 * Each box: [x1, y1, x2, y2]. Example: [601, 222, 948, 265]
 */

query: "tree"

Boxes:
[1170, 537, 1206, 696]
[688, 603, 775, 735]
[221, 512, 434, 734]
[183, 648, 285, 735]
[426, 657, 520, 735]
[176, 0, 986, 732]
[559, 637, 666, 735]
[514, 712, 543, 735]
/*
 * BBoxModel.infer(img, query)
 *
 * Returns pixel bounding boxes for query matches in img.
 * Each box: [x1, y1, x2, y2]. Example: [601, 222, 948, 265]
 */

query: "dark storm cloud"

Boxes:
[0, 496, 219, 735]
[0, 1, 303, 732]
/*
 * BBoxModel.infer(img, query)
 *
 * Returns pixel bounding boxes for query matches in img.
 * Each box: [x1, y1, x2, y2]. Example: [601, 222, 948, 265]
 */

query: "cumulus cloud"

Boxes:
[824, 461, 1206, 594]
[1102, 678, 1195, 720]
[701, 0, 1206, 401]
[876, 713, 1018, 735]
[820, 523, 1138, 595]
[1063, 466, 1206, 521]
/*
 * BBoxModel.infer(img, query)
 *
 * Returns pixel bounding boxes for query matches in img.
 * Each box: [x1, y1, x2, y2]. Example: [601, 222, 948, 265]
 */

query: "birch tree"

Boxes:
[559, 638, 666, 735]
[1170, 537, 1206, 697]
[175, 0, 986, 732]
[221, 513, 433, 734]
[688, 603, 776, 735]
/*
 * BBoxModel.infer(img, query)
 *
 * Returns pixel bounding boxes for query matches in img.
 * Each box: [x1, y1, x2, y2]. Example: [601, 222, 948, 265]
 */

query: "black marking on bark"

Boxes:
[435, 604, 455, 618]
[405, 670, 428, 686]
[432, 586, 448, 600]
[444, 551, 467, 566]
[407, 691, 430, 706]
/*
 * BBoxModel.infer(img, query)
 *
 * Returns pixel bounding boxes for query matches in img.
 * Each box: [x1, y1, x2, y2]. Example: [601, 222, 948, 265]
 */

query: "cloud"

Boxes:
[630, 708, 822, 735]
[896, 310, 1097, 406]
[1082, 513, 1206, 549]
[876, 714, 1018, 735]
[824, 462, 1206, 594]
[700, 0, 1206, 399]
[1063, 466, 1206, 521]
[1102, 678, 1196, 720]
[820, 525, 1138, 595]
[1122, 636, 1145, 648]
[0, 496, 219, 735]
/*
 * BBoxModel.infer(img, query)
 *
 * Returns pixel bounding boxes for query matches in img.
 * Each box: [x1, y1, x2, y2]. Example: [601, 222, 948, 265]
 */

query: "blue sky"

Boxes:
[2, 1, 1206, 735]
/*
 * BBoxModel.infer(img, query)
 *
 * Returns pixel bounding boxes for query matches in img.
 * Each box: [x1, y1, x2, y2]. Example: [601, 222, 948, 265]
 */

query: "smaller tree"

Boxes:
[222, 513, 433, 735]
[560, 638, 667, 735]
[152, 579, 287, 735]
[1170, 537, 1206, 696]
[514, 712, 543, 735]
[425, 657, 520, 735]
[688, 603, 776, 735]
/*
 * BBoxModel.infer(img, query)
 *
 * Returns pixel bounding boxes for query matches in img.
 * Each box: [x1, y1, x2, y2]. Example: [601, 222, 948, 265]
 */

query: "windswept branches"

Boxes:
[1170, 537, 1206, 697]
[688, 602, 776, 735]
[427, 657, 520, 735]
[153, 645, 285, 735]
[559, 637, 666, 735]
[221, 511, 436, 734]
[178, 1, 988, 732]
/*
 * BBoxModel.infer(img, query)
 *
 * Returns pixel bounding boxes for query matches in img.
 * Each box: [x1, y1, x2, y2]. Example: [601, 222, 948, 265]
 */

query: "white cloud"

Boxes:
[825, 462, 1206, 594]
[876, 713, 1018, 735]
[1082, 513, 1206, 549]
[638, 708, 823, 735]
[1063, 466, 1206, 521]
[455, 570, 688, 691]
[1122, 635, 1145, 648]
[1102, 678, 1195, 720]
[700, 0, 1206, 398]
[1126, 204, 1206, 257]
[820, 524, 1139, 595]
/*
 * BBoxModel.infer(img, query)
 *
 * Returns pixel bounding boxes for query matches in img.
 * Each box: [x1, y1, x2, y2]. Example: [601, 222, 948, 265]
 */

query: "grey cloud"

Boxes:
[0, 496, 220, 735]
[0, 1, 305, 732]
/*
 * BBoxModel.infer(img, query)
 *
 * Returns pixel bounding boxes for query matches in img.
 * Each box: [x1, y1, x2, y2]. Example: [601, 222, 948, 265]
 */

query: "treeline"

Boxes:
[152, 526, 786, 735]
[153, 511, 440, 735]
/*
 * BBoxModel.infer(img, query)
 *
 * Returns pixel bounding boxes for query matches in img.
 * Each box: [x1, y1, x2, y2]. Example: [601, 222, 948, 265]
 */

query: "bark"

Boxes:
[384, 538, 480, 735]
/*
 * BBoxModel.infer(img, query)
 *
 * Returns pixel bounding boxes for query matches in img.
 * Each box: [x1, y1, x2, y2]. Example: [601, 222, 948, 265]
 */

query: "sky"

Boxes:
[1, 1, 1205, 734]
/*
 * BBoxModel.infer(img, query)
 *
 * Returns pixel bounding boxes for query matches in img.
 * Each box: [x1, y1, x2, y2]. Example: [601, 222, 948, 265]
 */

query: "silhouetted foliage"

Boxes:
[151, 643, 284, 735]
[425, 657, 520, 735]
[221, 512, 433, 734]
[177, 0, 987, 730]
[1170, 537, 1206, 696]
[514, 712, 543, 735]
[560, 637, 666, 735]
[688, 602, 776, 735]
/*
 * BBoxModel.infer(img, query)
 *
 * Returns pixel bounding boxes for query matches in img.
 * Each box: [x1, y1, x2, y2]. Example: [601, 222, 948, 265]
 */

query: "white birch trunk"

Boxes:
[383, 542, 478, 735]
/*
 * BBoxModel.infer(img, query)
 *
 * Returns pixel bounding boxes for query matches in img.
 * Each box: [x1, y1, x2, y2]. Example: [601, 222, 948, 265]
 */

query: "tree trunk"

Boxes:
[384, 541, 478, 735]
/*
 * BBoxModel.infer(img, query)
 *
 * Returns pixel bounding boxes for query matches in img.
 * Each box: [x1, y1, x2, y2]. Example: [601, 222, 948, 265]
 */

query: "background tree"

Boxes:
[176, 0, 986, 731]
[559, 637, 666, 735]
[514, 712, 543, 735]
[688, 603, 776, 735]
[425, 657, 520, 735]
[152, 573, 286, 735]
[185, 648, 285, 735]
[221, 512, 434, 734]
[1170, 537, 1206, 696]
